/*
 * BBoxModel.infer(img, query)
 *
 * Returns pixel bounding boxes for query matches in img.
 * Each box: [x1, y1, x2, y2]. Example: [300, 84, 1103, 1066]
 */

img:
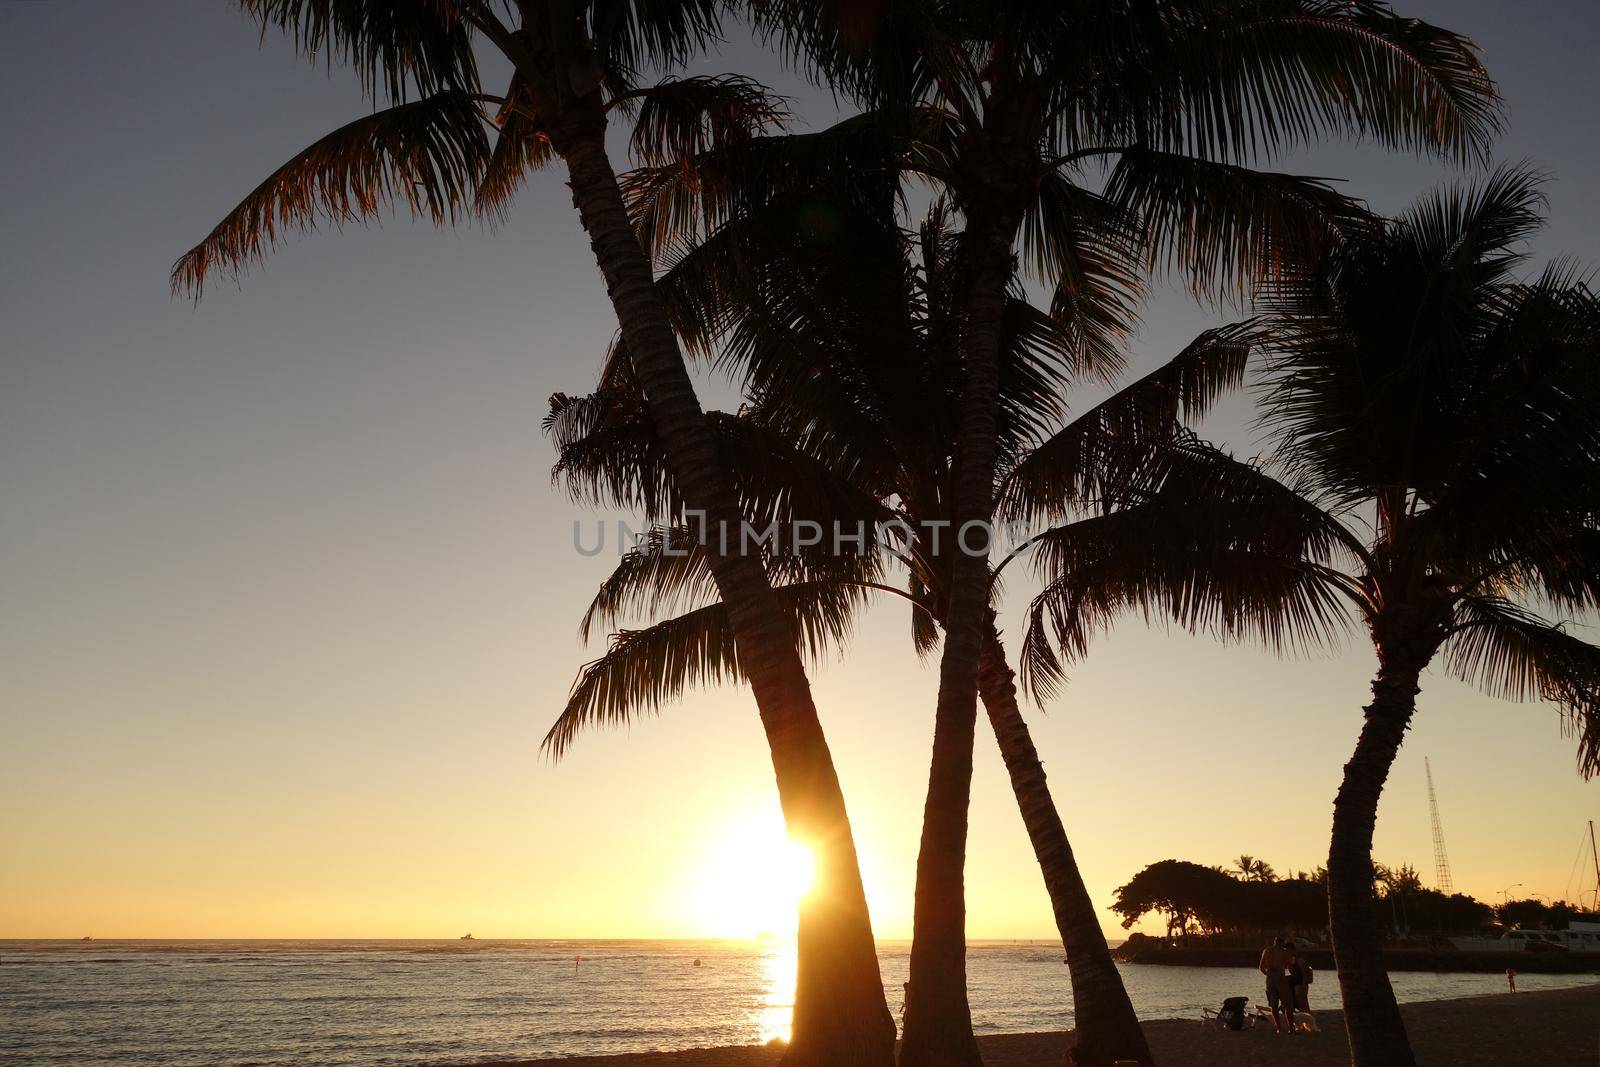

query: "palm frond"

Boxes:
[622, 108, 946, 262]
[1131, 0, 1501, 162]
[711, 415, 902, 550]
[1501, 528, 1600, 617]
[547, 371, 900, 561]
[580, 505, 898, 640]
[1019, 174, 1145, 374]
[1105, 148, 1370, 298]
[545, 370, 682, 522]
[543, 579, 876, 758]
[747, 0, 944, 112]
[1446, 596, 1600, 776]
[1254, 165, 1570, 511]
[1412, 273, 1600, 584]
[581, 525, 720, 641]
[546, 600, 738, 759]
[172, 92, 492, 296]
[475, 102, 555, 219]
[586, 0, 723, 90]
[242, 0, 478, 99]
[1019, 503, 1354, 702]
[620, 75, 789, 166]
[1129, 434, 1370, 566]
[1396, 164, 1546, 282]
[908, 570, 942, 659]
[649, 186, 902, 359]
[998, 324, 1261, 523]
[992, 295, 1095, 454]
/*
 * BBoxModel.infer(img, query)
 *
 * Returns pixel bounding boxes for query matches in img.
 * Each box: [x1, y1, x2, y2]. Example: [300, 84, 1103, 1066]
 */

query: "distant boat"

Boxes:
[459, 934, 475, 941]
[80, 936, 92, 942]
[1451, 925, 1600, 954]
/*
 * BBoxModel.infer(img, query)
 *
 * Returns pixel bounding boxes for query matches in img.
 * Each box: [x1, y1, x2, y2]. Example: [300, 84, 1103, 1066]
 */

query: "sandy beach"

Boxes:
[500, 983, 1599, 1066]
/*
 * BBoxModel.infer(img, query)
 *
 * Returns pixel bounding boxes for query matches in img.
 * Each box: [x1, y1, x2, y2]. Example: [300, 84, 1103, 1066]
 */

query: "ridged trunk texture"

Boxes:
[977, 624, 1153, 1067]
[900, 202, 1023, 1067]
[1327, 615, 1442, 1067]
[557, 116, 894, 1067]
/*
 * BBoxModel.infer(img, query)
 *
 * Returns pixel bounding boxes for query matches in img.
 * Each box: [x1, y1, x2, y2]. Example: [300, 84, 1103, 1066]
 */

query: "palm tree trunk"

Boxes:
[558, 116, 894, 1067]
[901, 203, 1023, 1067]
[977, 623, 1153, 1067]
[1328, 638, 1435, 1067]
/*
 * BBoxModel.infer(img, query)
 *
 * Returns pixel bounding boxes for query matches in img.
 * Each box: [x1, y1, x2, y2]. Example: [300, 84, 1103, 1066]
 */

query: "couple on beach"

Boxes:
[1258, 937, 1314, 1033]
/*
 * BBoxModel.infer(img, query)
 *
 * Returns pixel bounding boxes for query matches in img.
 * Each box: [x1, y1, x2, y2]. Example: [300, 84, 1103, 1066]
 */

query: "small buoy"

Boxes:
[693, 958, 701, 967]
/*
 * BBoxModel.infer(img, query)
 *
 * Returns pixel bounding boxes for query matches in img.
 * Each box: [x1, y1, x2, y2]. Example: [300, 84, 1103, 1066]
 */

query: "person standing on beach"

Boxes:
[1258, 937, 1297, 1033]
[1506, 968, 1517, 993]
[1286, 941, 1312, 1014]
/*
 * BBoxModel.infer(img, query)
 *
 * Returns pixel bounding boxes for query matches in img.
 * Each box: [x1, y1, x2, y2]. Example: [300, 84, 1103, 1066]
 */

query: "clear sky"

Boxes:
[3, 1, 1600, 941]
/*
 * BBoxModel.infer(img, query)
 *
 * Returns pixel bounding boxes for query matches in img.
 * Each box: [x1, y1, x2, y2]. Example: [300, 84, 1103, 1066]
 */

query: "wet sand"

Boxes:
[489, 982, 1598, 1066]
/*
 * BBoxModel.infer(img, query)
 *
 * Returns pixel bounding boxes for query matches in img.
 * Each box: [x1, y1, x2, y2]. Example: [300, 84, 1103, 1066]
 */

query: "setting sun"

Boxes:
[681, 807, 816, 939]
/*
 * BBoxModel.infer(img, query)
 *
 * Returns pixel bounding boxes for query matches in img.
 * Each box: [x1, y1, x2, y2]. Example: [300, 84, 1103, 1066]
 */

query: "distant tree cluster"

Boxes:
[1112, 857, 1512, 940]
[1497, 898, 1600, 930]
[1110, 860, 1326, 941]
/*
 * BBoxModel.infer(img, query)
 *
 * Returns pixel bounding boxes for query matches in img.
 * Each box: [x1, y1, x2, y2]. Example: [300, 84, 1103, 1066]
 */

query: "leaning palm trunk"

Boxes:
[978, 622, 1153, 1067]
[902, 203, 1024, 1067]
[558, 112, 893, 1067]
[1327, 619, 1443, 1067]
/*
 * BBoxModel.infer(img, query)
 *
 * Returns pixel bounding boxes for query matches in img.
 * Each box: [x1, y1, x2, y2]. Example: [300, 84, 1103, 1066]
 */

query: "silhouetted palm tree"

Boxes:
[543, 198, 1266, 1066]
[1231, 855, 1278, 883]
[1021, 168, 1600, 1067]
[676, 9, 1501, 1059]
[170, 5, 895, 1059]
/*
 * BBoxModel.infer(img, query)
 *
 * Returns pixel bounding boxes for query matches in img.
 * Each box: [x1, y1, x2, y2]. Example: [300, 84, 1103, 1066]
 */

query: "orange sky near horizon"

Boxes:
[7, 601, 1598, 942]
[4, 1, 1600, 944]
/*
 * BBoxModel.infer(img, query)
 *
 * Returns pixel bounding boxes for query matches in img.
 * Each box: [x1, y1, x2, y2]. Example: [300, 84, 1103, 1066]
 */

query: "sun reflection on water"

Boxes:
[753, 939, 798, 1044]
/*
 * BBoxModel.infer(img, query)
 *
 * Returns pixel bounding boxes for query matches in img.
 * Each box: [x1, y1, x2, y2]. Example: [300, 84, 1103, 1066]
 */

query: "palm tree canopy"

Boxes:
[173, 0, 785, 295]
[763, 0, 1499, 163]
[1232, 854, 1278, 882]
[1023, 166, 1600, 774]
[543, 203, 1254, 751]
[646, 0, 1500, 307]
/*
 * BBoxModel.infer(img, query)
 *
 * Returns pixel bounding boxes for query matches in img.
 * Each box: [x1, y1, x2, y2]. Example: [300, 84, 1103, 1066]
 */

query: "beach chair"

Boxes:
[1200, 996, 1252, 1031]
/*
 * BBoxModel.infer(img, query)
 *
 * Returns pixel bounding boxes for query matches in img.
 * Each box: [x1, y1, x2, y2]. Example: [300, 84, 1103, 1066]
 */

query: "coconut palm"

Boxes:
[1231, 855, 1278, 883]
[655, 8, 1500, 1058]
[542, 196, 1274, 1065]
[170, 4, 895, 1059]
[1020, 168, 1600, 1067]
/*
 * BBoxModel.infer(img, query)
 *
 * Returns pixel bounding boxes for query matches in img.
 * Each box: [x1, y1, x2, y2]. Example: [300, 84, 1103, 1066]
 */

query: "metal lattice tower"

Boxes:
[1426, 758, 1454, 894]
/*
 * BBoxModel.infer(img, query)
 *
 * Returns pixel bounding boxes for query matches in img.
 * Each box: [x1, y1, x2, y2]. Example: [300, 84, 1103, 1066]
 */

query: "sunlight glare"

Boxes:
[754, 939, 799, 1044]
[683, 807, 815, 940]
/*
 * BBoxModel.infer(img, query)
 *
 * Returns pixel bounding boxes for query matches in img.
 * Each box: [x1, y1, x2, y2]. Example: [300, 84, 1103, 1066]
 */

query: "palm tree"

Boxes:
[1231, 856, 1277, 883]
[170, 5, 895, 1060]
[1020, 168, 1600, 1067]
[681, 9, 1501, 1059]
[542, 198, 1270, 1065]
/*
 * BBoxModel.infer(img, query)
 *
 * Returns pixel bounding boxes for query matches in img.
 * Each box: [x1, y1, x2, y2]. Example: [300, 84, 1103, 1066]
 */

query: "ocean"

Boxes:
[2, 939, 1589, 1065]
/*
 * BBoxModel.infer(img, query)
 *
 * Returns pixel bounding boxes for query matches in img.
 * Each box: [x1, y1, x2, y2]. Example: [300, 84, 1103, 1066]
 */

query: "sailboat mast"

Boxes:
[1589, 820, 1599, 912]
